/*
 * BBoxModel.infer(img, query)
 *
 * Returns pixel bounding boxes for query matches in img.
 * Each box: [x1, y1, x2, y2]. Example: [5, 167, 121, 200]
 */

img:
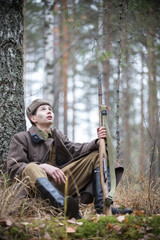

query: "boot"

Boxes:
[35, 177, 81, 219]
[93, 167, 132, 215]
[93, 167, 103, 214]
[111, 207, 133, 215]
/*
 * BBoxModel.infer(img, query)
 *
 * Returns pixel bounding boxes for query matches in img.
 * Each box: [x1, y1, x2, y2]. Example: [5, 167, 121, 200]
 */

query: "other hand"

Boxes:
[97, 126, 107, 143]
[39, 163, 66, 184]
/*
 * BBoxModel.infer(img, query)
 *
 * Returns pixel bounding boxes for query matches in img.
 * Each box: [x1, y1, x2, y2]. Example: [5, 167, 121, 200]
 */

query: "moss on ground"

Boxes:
[0, 215, 160, 240]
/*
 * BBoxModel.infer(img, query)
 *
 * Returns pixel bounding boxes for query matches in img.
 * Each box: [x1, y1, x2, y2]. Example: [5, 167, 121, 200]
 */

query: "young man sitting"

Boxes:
[7, 99, 132, 219]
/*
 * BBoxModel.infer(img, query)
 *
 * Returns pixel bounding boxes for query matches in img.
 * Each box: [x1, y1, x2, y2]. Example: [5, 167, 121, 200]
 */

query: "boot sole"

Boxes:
[65, 196, 79, 219]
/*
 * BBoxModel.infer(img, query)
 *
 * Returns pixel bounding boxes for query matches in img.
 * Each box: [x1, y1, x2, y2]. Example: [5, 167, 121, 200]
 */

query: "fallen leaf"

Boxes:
[59, 223, 64, 226]
[117, 215, 125, 222]
[21, 222, 29, 226]
[43, 215, 51, 220]
[43, 232, 51, 239]
[0, 219, 13, 226]
[77, 221, 83, 226]
[124, 217, 129, 223]
[39, 223, 45, 229]
[34, 227, 39, 230]
[143, 233, 155, 240]
[146, 226, 153, 231]
[143, 218, 146, 223]
[147, 233, 154, 238]
[67, 219, 83, 226]
[66, 226, 77, 233]
[67, 219, 77, 224]
[135, 210, 144, 216]
[139, 227, 146, 234]
[106, 223, 114, 231]
[135, 225, 141, 229]
[5, 220, 13, 226]
[92, 217, 99, 223]
[113, 225, 122, 234]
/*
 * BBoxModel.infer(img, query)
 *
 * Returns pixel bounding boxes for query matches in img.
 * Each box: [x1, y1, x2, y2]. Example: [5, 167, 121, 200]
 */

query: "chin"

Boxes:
[48, 121, 53, 125]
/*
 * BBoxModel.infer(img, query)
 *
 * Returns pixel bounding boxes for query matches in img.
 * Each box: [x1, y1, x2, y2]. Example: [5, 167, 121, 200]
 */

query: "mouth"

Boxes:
[47, 116, 52, 120]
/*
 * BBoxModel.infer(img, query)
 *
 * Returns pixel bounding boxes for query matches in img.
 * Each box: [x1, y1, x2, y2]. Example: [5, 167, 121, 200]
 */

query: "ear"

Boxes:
[30, 115, 37, 124]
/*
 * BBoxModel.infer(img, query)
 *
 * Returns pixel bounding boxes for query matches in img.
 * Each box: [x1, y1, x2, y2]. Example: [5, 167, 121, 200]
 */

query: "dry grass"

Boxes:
[0, 169, 160, 220]
[0, 172, 60, 219]
[115, 169, 160, 214]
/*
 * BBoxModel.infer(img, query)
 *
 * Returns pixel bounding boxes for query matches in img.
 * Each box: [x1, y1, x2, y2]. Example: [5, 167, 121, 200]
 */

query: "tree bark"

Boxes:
[103, 0, 111, 107]
[61, 0, 69, 135]
[147, 24, 159, 179]
[0, 0, 26, 168]
[42, 0, 54, 101]
[71, 0, 76, 141]
[53, 3, 61, 129]
[140, 52, 145, 174]
[121, 2, 131, 169]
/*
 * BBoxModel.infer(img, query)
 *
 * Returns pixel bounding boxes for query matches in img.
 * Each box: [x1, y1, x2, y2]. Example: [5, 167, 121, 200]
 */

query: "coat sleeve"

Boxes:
[7, 132, 29, 181]
[56, 130, 99, 159]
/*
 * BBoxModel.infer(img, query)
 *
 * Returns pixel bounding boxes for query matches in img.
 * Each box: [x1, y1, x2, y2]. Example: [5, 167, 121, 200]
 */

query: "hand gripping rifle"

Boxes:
[98, 73, 116, 215]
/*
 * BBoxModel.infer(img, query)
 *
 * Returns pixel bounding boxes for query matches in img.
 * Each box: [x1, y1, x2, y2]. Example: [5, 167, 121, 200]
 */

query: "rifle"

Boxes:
[98, 73, 116, 215]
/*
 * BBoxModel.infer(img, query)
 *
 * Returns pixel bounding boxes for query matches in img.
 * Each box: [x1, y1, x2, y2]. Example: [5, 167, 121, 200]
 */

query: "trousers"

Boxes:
[22, 150, 99, 197]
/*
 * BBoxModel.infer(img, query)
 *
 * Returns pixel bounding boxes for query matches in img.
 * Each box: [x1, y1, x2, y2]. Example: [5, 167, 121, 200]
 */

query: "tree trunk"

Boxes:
[53, 3, 61, 129]
[140, 52, 145, 174]
[43, 0, 54, 101]
[121, 2, 131, 169]
[147, 24, 159, 179]
[103, 0, 111, 107]
[71, 0, 76, 141]
[0, 0, 26, 168]
[115, 2, 124, 163]
[61, 0, 69, 135]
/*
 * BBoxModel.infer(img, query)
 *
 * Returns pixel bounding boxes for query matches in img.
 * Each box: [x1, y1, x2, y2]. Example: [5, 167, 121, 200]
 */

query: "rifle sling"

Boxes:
[101, 105, 116, 206]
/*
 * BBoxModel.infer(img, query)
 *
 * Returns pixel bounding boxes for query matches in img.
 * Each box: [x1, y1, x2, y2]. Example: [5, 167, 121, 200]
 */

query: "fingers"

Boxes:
[51, 168, 66, 184]
[39, 164, 67, 184]
[97, 126, 107, 141]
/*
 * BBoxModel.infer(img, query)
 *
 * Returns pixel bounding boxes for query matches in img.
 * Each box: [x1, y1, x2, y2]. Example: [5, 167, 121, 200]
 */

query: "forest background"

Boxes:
[0, 0, 160, 210]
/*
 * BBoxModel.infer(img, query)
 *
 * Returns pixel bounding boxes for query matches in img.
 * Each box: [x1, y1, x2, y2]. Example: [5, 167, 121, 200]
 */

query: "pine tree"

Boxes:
[0, 0, 26, 168]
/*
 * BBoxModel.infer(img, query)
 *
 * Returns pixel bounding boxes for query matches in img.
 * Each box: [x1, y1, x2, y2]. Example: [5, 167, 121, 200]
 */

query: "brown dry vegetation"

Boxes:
[0, 171, 160, 240]
[0, 173, 60, 219]
[0, 169, 160, 220]
[115, 169, 160, 215]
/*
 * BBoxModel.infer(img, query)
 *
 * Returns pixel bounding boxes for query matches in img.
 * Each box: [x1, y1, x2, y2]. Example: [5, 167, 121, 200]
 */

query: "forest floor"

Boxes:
[0, 171, 160, 239]
[0, 208, 160, 240]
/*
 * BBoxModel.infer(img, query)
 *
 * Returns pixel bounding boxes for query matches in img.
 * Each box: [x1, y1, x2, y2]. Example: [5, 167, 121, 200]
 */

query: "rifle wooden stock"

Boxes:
[98, 73, 112, 215]
[99, 125, 112, 215]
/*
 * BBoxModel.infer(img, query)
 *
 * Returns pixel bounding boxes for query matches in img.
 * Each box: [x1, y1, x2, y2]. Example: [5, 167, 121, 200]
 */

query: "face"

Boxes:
[30, 104, 54, 127]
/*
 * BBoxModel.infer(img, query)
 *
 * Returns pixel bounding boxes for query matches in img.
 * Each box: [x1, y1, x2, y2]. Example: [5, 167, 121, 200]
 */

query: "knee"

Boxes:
[22, 162, 47, 179]
[23, 163, 40, 175]
[22, 163, 47, 188]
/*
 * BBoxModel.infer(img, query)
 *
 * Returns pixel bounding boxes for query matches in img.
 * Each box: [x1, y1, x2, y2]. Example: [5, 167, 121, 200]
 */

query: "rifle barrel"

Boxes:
[98, 73, 103, 126]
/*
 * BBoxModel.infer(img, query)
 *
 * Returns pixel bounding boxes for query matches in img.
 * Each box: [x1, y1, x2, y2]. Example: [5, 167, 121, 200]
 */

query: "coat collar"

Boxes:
[28, 125, 44, 143]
